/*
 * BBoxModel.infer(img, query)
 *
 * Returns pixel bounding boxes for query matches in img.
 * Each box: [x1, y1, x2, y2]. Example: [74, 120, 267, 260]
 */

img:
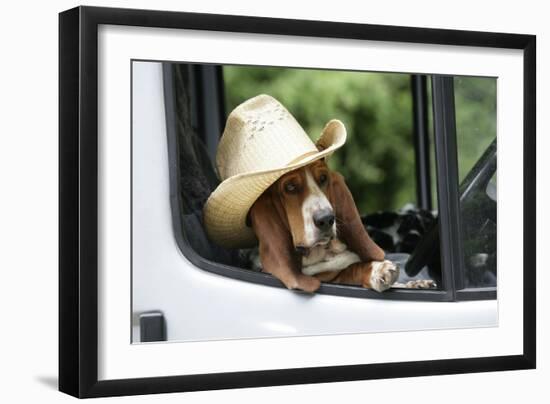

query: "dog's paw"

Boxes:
[365, 260, 400, 292]
[289, 274, 321, 293]
[404, 279, 437, 289]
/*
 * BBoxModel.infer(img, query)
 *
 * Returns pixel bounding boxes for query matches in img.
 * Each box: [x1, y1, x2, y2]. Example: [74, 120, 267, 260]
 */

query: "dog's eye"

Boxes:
[318, 173, 328, 186]
[284, 182, 298, 194]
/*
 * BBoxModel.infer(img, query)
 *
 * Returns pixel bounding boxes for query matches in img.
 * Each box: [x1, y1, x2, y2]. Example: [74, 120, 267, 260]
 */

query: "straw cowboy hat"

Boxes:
[203, 94, 347, 248]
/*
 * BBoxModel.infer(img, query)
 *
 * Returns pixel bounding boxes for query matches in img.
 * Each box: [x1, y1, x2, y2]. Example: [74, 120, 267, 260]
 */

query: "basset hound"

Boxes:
[248, 159, 400, 293]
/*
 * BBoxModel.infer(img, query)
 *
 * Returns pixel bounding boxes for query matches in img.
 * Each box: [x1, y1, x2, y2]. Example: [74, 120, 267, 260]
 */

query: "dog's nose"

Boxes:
[313, 209, 335, 232]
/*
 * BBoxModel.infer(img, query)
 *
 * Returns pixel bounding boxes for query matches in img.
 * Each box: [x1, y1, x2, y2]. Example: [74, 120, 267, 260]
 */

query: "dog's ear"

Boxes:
[249, 189, 321, 292]
[328, 172, 385, 262]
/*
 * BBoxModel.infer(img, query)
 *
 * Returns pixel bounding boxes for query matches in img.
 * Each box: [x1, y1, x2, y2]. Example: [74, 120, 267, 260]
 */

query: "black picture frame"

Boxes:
[59, 5, 536, 398]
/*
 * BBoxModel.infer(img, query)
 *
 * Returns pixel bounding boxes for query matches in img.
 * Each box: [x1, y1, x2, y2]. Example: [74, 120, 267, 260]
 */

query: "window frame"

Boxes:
[431, 75, 497, 301]
[411, 74, 433, 211]
[164, 62, 495, 302]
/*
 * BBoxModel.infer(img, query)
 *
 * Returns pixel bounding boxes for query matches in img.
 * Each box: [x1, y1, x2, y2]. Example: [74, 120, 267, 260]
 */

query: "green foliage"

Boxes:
[223, 66, 496, 214]
[454, 77, 497, 182]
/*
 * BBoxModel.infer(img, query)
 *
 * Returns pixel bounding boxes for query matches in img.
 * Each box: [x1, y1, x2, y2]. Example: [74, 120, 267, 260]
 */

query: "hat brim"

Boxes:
[203, 119, 347, 248]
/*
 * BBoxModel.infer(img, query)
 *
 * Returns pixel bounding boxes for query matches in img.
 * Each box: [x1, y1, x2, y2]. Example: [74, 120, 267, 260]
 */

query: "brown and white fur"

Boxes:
[248, 159, 399, 293]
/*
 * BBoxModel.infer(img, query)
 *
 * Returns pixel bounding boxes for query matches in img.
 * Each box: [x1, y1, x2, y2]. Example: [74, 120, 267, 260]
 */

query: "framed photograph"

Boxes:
[59, 6, 536, 398]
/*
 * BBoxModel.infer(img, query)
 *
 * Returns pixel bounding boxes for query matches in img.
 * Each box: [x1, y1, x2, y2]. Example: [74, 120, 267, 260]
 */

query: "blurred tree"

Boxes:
[454, 76, 497, 182]
[223, 66, 496, 214]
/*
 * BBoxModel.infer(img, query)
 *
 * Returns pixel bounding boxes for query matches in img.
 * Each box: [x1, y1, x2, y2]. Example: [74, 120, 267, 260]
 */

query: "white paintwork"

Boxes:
[132, 61, 497, 343]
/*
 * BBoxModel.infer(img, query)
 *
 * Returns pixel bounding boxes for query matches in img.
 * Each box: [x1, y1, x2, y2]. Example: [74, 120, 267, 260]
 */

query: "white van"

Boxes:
[131, 61, 497, 343]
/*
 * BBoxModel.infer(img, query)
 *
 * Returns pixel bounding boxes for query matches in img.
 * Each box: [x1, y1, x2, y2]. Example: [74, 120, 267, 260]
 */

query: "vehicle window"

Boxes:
[486, 172, 496, 202]
[455, 77, 496, 180]
[164, 62, 496, 300]
[224, 66, 443, 289]
[454, 77, 497, 288]
[224, 66, 416, 213]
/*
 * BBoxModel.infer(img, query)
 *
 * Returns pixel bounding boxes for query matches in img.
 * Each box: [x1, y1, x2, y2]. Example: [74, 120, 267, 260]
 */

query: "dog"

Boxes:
[248, 159, 400, 293]
[204, 94, 434, 293]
